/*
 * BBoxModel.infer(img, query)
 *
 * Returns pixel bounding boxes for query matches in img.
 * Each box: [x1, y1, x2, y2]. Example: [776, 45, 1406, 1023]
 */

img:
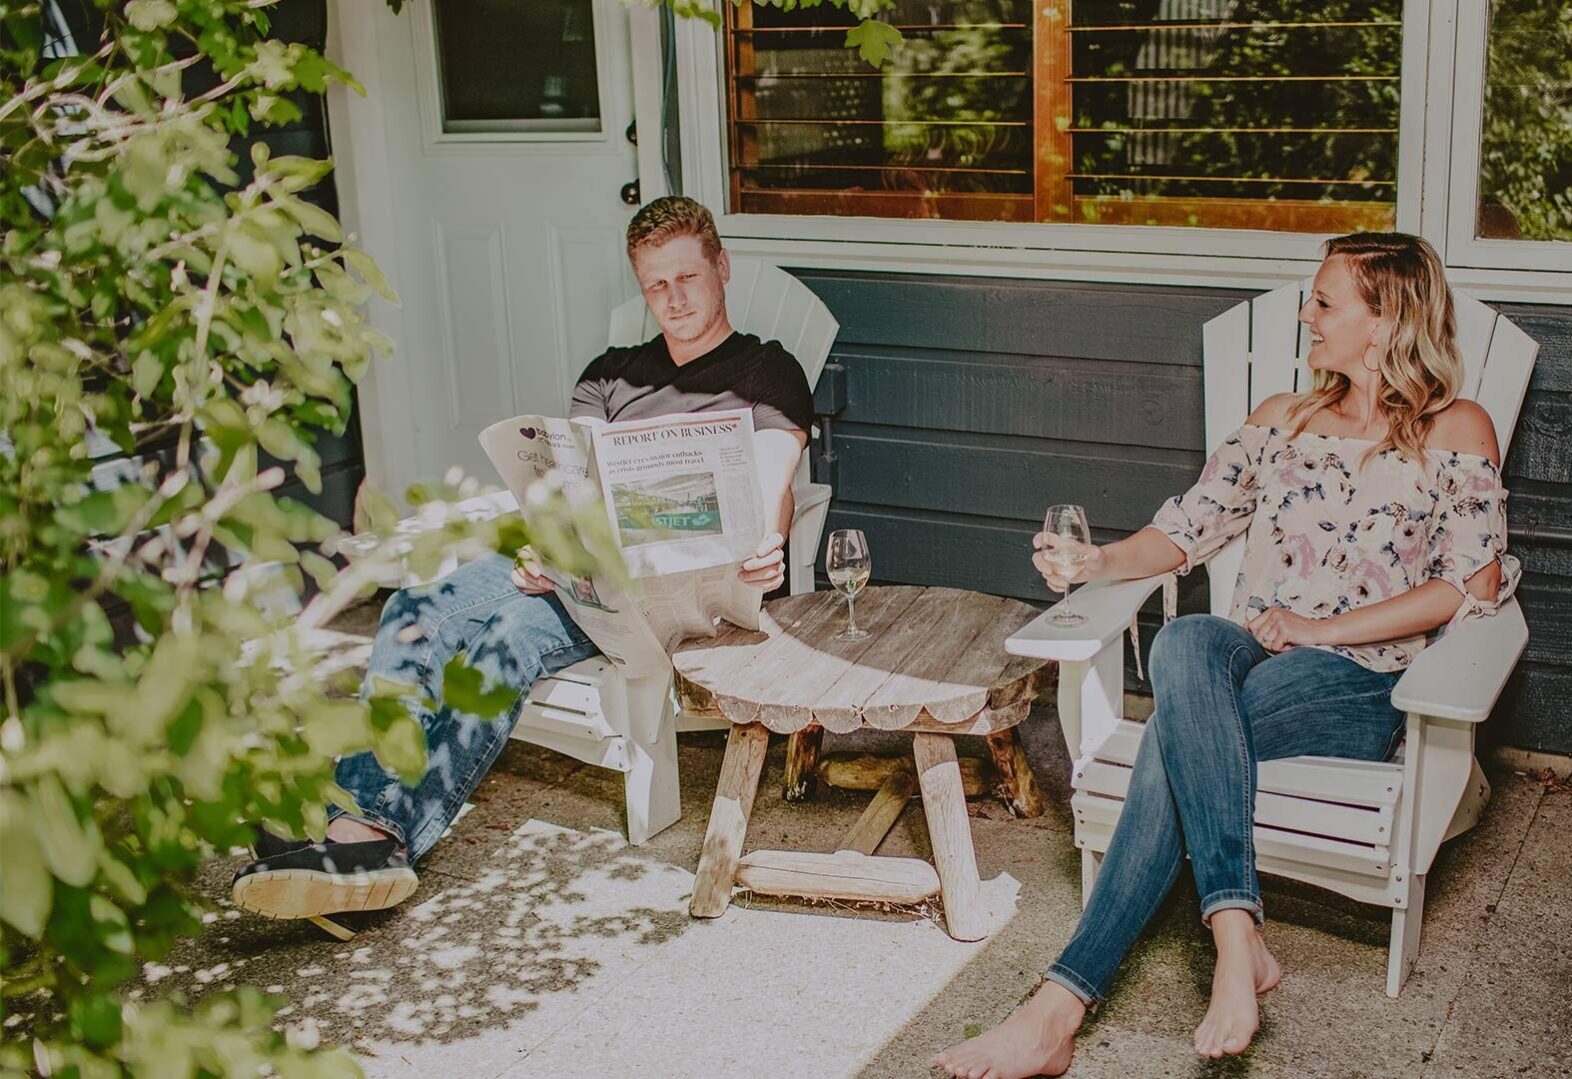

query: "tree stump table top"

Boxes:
[673, 585, 1051, 736]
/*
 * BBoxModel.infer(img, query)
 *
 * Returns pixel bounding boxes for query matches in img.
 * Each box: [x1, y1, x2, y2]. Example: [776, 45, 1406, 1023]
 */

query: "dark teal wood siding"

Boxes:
[793, 269, 1572, 755]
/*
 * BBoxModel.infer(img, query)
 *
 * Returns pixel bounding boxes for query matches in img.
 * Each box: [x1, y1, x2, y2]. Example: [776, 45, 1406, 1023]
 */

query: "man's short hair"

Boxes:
[626, 196, 722, 265]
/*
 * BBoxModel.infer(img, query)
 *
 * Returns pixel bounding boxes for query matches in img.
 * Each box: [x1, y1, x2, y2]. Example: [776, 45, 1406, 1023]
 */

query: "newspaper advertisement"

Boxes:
[478, 410, 765, 677]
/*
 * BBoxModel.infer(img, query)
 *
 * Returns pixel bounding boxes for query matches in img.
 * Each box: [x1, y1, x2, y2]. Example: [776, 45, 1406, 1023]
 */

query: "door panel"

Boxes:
[335, 0, 640, 500]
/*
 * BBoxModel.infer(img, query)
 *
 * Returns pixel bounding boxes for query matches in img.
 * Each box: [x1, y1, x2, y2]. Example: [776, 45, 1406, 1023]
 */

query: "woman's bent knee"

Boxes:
[1150, 614, 1247, 674]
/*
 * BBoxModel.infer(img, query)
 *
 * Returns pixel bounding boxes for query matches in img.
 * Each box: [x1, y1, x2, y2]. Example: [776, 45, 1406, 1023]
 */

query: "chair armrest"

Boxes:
[1390, 597, 1529, 723]
[1004, 575, 1167, 662]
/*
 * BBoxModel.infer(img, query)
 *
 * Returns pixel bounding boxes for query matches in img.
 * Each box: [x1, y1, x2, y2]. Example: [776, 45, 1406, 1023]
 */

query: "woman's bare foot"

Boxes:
[1194, 910, 1282, 1059]
[932, 979, 1085, 1079]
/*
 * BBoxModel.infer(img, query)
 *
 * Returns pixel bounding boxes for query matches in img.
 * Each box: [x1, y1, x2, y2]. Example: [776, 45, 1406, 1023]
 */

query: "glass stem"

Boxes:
[847, 594, 858, 635]
[1061, 585, 1073, 617]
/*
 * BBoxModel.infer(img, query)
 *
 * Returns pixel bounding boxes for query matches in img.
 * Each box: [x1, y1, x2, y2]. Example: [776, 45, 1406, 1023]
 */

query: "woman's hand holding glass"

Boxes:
[1032, 532, 1104, 593]
[1037, 504, 1097, 626]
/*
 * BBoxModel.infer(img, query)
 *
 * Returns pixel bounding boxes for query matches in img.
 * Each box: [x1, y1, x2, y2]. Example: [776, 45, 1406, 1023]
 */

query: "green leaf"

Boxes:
[844, 20, 902, 68]
[33, 774, 103, 888]
[301, 699, 372, 758]
[124, 0, 177, 31]
[441, 653, 519, 719]
[132, 349, 164, 398]
[353, 480, 399, 534]
[342, 248, 398, 303]
[0, 792, 52, 937]
[70, 992, 124, 1052]
[281, 196, 343, 243]
[375, 714, 427, 785]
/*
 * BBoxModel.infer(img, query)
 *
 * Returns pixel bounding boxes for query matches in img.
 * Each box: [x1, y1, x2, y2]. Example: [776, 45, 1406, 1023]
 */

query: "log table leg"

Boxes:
[782, 724, 824, 803]
[913, 732, 987, 941]
[690, 723, 770, 918]
[984, 727, 1047, 819]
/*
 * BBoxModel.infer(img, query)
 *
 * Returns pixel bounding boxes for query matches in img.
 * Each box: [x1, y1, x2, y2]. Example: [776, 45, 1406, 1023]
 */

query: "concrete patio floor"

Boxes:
[153, 605, 1571, 1078]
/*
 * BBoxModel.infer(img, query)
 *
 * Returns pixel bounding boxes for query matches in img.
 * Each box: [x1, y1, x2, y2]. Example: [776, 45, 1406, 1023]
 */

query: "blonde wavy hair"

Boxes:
[1288, 232, 1462, 462]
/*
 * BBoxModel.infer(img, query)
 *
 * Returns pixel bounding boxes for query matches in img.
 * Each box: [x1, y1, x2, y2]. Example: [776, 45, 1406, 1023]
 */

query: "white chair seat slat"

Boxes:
[1087, 719, 1403, 809]
[1074, 794, 1393, 878]
[514, 702, 622, 747]
[524, 669, 608, 714]
[1073, 757, 1395, 847]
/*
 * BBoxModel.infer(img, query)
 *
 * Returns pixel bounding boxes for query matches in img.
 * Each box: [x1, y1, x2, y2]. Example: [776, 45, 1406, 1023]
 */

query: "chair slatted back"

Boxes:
[1199, 280, 1539, 617]
[607, 258, 838, 392]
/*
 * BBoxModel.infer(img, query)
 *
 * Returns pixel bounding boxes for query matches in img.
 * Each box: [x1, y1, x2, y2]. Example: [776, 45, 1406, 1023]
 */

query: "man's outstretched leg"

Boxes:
[232, 554, 597, 921]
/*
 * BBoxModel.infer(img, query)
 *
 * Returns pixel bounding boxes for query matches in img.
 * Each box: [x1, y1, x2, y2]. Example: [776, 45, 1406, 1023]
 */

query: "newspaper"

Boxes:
[478, 409, 766, 677]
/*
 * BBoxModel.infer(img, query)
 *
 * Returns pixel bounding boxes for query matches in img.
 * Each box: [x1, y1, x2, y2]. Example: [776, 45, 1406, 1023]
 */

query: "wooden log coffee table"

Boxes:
[674, 586, 1051, 941]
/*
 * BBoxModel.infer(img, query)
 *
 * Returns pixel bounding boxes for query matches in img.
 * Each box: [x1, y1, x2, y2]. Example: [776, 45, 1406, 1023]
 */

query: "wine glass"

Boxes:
[826, 528, 871, 641]
[1042, 504, 1091, 626]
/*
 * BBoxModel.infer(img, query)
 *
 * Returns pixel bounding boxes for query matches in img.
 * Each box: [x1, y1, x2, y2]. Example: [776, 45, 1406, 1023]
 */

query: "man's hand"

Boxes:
[738, 532, 786, 592]
[1031, 532, 1105, 593]
[511, 550, 555, 595]
[1246, 608, 1329, 653]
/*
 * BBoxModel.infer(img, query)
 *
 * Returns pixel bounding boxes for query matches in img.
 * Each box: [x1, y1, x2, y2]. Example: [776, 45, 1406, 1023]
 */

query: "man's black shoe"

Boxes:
[250, 826, 312, 860]
[231, 838, 417, 920]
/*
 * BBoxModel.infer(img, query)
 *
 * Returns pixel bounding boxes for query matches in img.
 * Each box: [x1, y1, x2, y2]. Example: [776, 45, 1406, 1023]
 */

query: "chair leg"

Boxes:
[1386, 872, 1426, 998]
[1081, 849, 1101, 910]
[624, 706, 681, 847]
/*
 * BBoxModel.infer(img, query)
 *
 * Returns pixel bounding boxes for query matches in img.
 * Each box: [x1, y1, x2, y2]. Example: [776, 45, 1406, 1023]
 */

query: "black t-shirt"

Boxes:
[569, 331, 814, 434]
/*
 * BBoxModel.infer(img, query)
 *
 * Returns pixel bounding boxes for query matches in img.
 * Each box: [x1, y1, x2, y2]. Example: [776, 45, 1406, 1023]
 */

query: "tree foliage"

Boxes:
[0, 2, 614, 1074]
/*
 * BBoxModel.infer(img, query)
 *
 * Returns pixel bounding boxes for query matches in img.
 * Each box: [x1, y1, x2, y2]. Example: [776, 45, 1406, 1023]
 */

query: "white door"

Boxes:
[329, 0, 649, 503]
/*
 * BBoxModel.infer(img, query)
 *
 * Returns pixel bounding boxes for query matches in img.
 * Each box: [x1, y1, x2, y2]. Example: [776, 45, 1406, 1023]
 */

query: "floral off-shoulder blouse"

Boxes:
[1151, 424, 1520, 672]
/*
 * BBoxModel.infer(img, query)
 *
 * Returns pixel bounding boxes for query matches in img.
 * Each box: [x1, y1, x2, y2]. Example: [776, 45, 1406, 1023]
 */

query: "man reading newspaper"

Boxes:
[231, 198, 813, 922]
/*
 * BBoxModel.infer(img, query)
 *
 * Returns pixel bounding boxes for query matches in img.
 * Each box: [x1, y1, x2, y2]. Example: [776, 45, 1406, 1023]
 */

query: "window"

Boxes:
[1474, 0, 1572, 243]
[432, 0, 601, 134]
[722, 0, 1403, 233]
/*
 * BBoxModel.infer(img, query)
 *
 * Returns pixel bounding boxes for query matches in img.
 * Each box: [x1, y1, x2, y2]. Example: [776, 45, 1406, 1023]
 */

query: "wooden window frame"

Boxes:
[1434, 0, 1572, 274]
[664, 0, 1572, 303]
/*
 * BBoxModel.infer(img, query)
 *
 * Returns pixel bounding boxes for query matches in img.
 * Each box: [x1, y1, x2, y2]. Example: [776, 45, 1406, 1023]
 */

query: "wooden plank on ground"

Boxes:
[734, 849, 940, 905]
[818, 752, 990, 797]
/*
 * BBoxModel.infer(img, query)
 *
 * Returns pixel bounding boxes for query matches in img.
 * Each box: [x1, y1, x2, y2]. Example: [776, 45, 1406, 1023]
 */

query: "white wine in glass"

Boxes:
[826, 528, 871, 641]
[1043, 504, 1091, 626]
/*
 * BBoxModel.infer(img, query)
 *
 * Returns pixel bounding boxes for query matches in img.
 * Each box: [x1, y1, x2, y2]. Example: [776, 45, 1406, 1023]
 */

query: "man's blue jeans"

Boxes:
[331, 553, 600, 863]
[1045, 614, 1404, 1008]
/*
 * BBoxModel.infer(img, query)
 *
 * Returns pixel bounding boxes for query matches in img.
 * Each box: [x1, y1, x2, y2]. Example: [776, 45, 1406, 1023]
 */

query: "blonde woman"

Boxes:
[935, 233, 1517, 1078]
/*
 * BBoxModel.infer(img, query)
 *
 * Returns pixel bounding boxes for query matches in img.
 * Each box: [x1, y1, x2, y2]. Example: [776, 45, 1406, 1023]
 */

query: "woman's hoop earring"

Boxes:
[1361, 354, 1381, 373]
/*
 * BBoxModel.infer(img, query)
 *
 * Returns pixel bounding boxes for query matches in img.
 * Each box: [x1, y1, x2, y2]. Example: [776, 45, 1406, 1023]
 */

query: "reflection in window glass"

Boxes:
[434, 0, 600, 133]
[723, 1, 1402, 232]
[1477, 0, 1572, 242]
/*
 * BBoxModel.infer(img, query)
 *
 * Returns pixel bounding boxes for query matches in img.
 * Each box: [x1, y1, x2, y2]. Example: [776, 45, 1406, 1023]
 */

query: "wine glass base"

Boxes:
[834, 628, 871, 642]
[1046, 609, 1087, 627]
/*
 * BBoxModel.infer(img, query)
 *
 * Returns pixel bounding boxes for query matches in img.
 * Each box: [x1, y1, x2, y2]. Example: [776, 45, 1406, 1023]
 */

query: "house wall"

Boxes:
[794, 269, 1572, 755]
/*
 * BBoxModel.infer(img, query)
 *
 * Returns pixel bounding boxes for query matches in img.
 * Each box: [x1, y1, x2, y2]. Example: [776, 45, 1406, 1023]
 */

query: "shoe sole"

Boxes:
[231, 867, 418, 920]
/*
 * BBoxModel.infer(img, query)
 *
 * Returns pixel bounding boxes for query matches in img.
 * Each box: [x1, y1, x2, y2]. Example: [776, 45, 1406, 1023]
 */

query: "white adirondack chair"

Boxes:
[1005, 280, 1537, 997]
[344, 259, 839, 846]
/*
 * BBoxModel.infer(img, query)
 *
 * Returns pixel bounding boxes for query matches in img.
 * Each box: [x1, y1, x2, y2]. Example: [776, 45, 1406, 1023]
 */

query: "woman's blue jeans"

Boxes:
[1045, 614, 1404, 1008]
[331, 554, 600, 863]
